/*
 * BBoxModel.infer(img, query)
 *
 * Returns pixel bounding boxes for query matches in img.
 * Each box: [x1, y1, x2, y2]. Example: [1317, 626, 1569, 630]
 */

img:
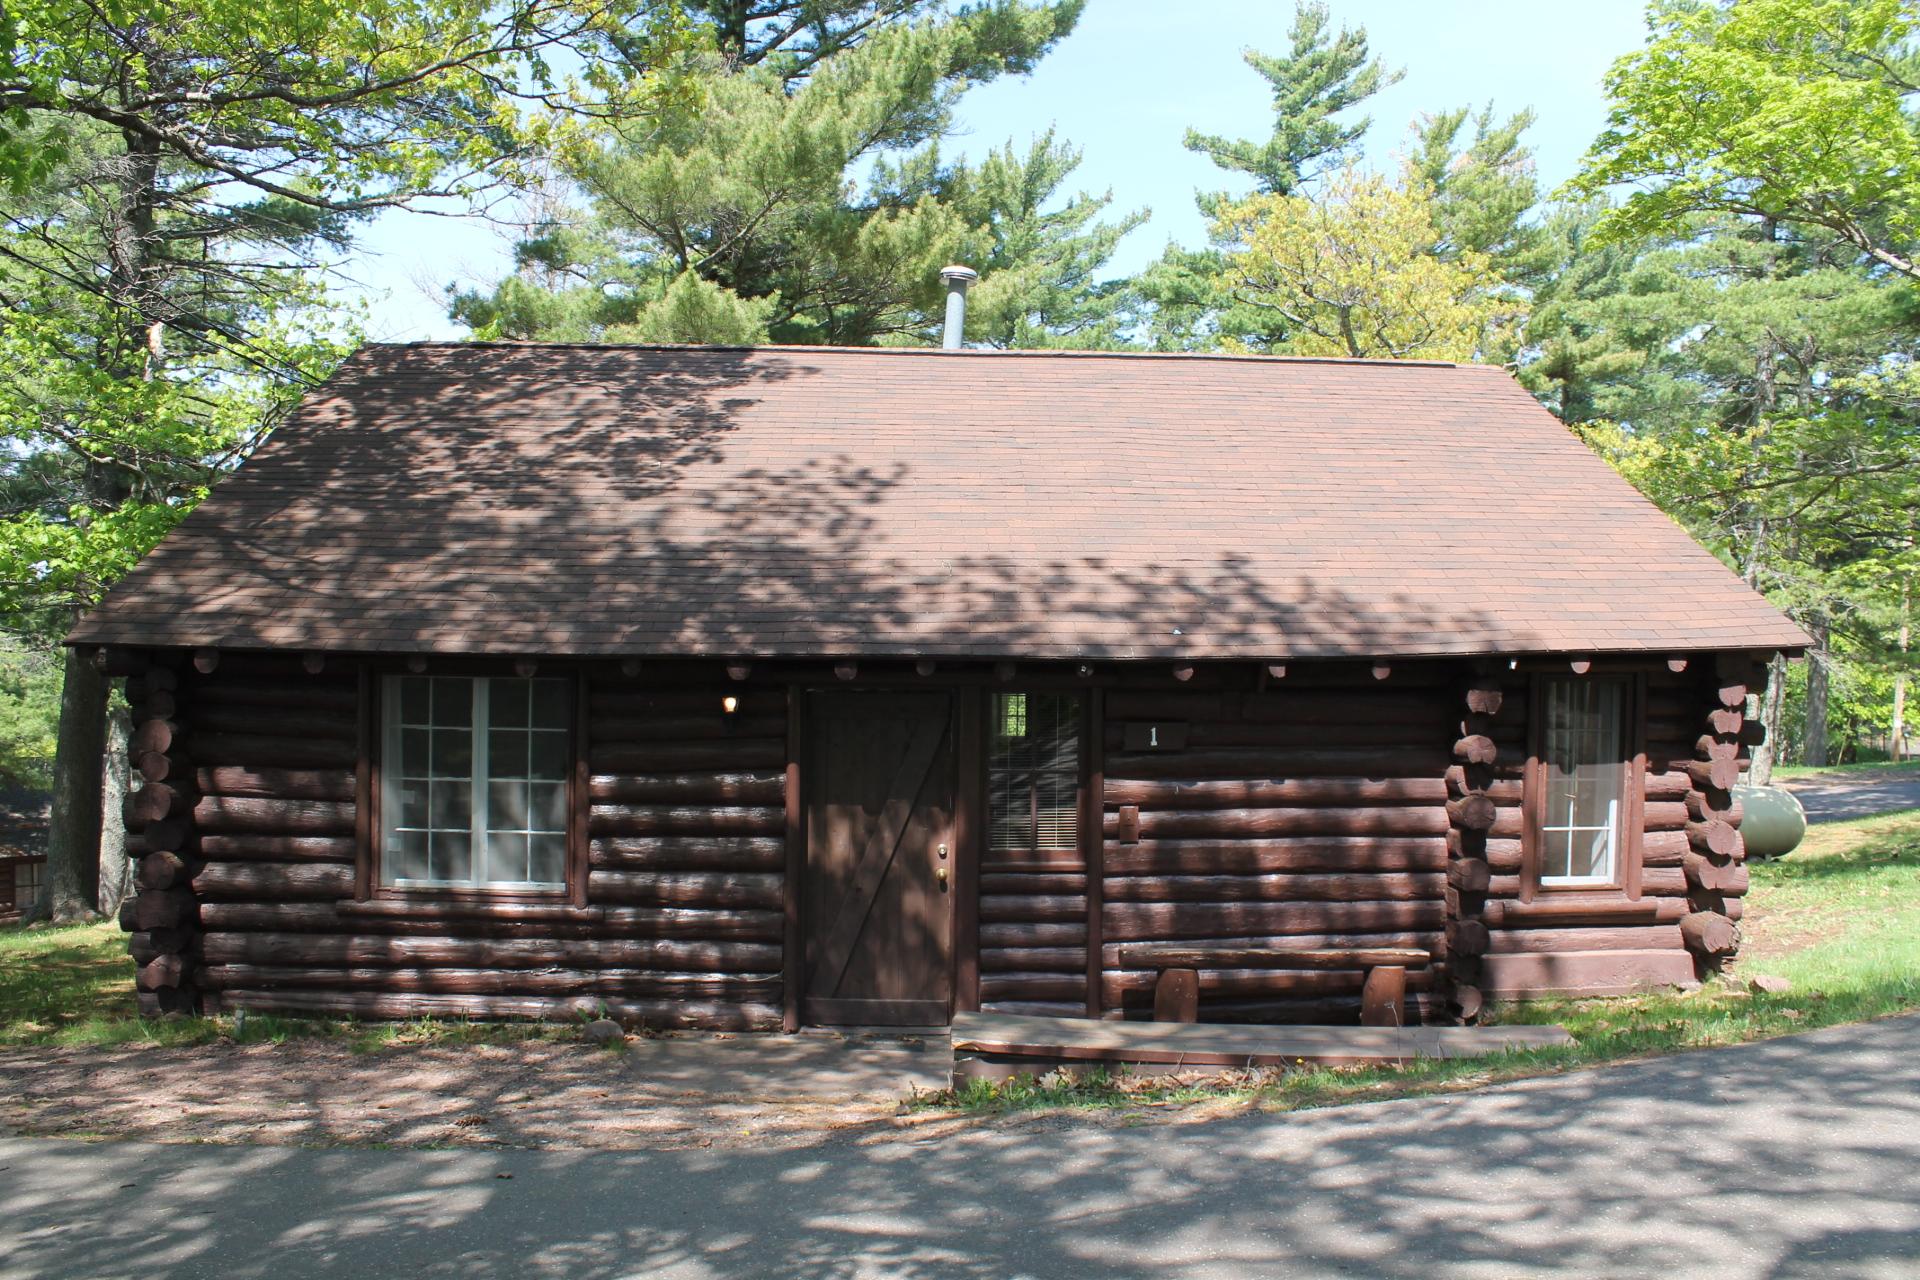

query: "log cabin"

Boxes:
[68, 339, 1809, 1031]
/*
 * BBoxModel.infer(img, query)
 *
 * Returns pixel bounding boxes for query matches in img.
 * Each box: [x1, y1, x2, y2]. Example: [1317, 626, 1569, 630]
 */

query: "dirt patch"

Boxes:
[0, 1031, 966, 1151]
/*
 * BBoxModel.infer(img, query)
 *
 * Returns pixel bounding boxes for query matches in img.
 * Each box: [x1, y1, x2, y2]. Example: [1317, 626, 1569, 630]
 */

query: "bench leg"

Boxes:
[1361, 965, 1407, 1028]
[1152, 968, 1199, 1023]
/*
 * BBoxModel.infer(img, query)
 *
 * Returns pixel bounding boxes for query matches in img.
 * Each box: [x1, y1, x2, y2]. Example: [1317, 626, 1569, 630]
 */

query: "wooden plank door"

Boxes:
[804, 691, 956, 1026]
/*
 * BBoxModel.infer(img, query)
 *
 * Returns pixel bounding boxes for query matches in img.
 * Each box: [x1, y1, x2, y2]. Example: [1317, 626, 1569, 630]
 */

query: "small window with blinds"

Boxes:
[989, 693, 1081, 854]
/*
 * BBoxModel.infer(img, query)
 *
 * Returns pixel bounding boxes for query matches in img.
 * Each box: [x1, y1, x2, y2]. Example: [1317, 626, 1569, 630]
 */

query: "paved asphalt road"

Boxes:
[4, 1015, 1918, 1280]
[1782, 770, 1920, 824]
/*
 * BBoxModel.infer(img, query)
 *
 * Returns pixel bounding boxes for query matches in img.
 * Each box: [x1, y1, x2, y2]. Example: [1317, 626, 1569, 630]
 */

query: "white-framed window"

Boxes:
[1538, 678, 1628, 885]
[382, 675, 571, 891]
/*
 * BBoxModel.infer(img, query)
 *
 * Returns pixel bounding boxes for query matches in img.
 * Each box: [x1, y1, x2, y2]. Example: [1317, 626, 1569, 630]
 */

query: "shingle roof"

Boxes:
[68, 342, 1810, 661]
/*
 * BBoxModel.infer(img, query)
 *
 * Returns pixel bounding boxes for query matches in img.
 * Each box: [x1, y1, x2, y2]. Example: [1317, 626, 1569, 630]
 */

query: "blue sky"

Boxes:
[343, 0, 1651, 341]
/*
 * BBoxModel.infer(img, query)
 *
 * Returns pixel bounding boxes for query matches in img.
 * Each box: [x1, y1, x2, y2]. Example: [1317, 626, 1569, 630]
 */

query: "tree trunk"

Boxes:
[38, 646, 106, 921]
[98, 697, 133, 915]
[1749, 651, 1789, 785]
[1893, 574, 1911, 764]
[1803, 613, 1832, 768]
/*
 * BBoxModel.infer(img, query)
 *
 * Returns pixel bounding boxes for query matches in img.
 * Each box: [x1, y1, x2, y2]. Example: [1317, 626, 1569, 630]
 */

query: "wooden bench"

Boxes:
[1115, 946, 1433, 1027]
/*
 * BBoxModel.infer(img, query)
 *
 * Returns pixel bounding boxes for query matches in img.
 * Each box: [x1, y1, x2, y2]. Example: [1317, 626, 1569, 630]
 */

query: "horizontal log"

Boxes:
[1645, 771, 1693, 802]
[1102, 776, 1448, 810]
[193, 683, 358, 715]
[980, 894, 1087, 923]
[589, 687, 782, 719]
[1717, 682, 1749, 709]
[979, 973, 1087, 1002]
[1482, 895, 1684, 927]
[1103, 872, 1444, 905]
[1486, 924, 1684, 954]
[195, 835, 356, 864]
[197, 768, 356, 802]
[214, 989, 782, 1031]
[200, 931, 782, 973]
[1681, 910, 1738, 956]
[191, 733, 357, 769]
[190, 705, 356, 741]
[1104, 836, 1448, 877]
[1105, 806, 1448, 841]
[589, 771, 785, 807]
[1479, 948, 1699, 997]
[1489, 867, 1687, 898]
[1104, 689, 1451, 724]
[590, 836, 785, 873]
[1104, 747, 1451, 781]
[591, 714, 785, 744]
[1681, 757, 1741, 791]
[133, 816, 192, 855]
[1102, 899, 1445, 943]
[980, 872, 1086, 896]
[198, 900, 784, 940]
[586, 870, 782, 911]
[195, 796, 354, 837]
[980, 921, 1087, 948]
[1104, 720, 1447, 752]
[979, 946, 1087, 973]
[589, 803, 782, 838]
[199, 963, 780, 999]
[1706, 707, 1744, 736]
[1644, 830, 1689, 866]
[1684, 852, 1750, 895]
[590, 741, 785, 773]
[194, 861, 354, 901]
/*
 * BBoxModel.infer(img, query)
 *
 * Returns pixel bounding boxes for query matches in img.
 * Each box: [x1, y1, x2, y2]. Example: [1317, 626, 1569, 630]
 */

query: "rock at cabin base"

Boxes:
[581, 1018, 626, 1046]
[1750, 974, 1793, 995]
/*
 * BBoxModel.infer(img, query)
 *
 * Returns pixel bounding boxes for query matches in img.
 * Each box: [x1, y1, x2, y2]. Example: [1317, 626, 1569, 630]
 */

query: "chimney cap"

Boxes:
[940, 264, 979, 284]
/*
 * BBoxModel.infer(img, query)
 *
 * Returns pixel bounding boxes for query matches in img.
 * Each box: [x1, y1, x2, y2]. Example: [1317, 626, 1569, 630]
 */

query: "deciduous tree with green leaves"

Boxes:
[0, 0, 666, 918]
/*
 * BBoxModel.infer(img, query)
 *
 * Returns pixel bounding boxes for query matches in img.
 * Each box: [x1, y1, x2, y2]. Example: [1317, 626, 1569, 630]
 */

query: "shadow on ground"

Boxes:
[3, 1014, 1917, 1279]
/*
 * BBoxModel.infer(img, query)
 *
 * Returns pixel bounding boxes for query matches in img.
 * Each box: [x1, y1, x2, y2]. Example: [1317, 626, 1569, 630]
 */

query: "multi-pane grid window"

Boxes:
[382, 675, 571, 890]
[989, 693, 1080, 854]
[1538, 678, 1627, 885]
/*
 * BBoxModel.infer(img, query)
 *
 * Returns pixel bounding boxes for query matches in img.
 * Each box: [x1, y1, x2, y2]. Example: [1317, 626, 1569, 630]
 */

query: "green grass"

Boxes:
[1772, 757, 1920, 781]
[929, 810, 1920, 1116]
[0, 924, 592, 1051]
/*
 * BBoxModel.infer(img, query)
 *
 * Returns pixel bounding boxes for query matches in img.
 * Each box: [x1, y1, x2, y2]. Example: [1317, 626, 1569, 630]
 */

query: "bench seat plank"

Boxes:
[1117, 946, 1431, 971]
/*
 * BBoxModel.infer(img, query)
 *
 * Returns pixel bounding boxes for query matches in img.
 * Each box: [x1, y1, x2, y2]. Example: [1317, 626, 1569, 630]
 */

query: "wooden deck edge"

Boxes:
[948, 1011, 1572, 1084]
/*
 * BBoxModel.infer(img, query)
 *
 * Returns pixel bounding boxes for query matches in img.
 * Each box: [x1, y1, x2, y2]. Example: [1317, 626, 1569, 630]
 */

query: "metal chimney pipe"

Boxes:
[939, 264, 977, 350]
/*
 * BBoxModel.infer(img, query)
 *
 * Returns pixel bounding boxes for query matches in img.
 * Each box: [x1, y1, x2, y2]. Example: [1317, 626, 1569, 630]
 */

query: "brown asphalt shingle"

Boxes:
[67, 343, 1810, 660]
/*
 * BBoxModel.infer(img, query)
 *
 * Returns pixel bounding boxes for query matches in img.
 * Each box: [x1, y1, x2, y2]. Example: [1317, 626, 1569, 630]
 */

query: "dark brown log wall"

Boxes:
[133, 658, 783, 1030]
[1097, 673, 1454, 1024]
[1476, 660, 1764, 999]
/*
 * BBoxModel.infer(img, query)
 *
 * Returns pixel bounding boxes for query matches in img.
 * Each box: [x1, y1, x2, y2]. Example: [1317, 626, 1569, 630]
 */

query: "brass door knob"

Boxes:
[936, 866, 949, 886]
